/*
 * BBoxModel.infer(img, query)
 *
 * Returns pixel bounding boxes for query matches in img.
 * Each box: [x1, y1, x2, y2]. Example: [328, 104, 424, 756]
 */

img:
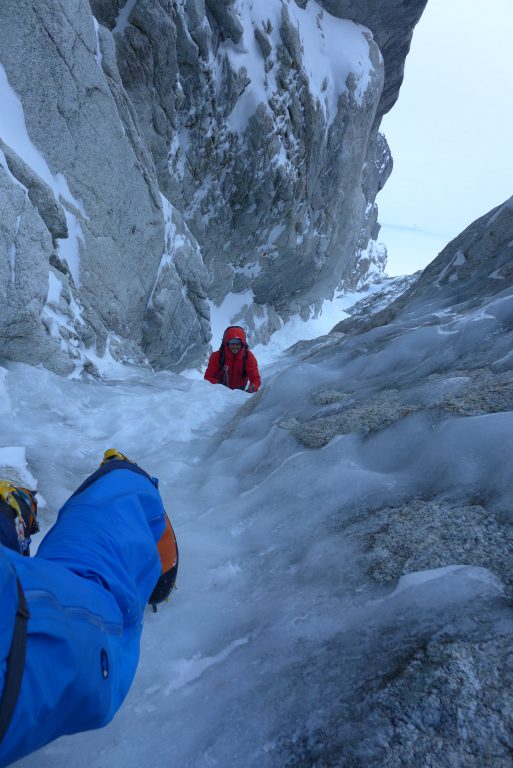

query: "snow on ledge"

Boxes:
[92, 16, 103, 69]
[391, 564, 505, 597]
[487, 194, 513, 226]
[219, 0, 376, 133]
[0, 445, 38, 490]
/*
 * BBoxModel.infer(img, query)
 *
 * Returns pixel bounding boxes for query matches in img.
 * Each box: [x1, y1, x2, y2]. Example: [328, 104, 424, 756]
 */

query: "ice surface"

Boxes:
[8, 275, 513, 767]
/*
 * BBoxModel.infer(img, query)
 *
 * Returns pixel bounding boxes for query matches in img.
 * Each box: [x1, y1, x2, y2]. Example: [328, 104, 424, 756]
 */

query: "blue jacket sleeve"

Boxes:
[0, 463, 164, 767]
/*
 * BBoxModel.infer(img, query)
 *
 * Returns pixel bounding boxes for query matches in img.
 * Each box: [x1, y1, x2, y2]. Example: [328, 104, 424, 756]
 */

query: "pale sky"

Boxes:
[377, 0, 513, 276]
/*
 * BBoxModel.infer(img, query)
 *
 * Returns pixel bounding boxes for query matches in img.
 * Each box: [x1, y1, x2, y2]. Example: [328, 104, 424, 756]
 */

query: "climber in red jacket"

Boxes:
[204, 326, 261, 392]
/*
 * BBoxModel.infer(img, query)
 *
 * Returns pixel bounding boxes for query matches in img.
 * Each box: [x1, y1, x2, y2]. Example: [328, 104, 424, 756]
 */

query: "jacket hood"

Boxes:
[223, 326, 246, 345]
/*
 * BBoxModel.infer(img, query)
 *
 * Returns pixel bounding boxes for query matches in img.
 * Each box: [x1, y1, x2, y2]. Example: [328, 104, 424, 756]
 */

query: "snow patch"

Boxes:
[0, 64, 86, 217]
[147, 194, 184, 309]
[453, 249, 466, 266]
[170, 130, 188, 180]
[487, 194, 513, 226]
[219, 0, 375, 133]
[391, 565, 504, 597]
[268, 224, 286, 244]
[57, 209, 84, 287]
[92, 17, 103, 69]
[253, 282, 388, 367]
[164, 638, 249, 695]
[233, 262, 262, 278]
[0, 446, 39, 491]
[47, 271, 63, 305]
[113, 0, 139, 35]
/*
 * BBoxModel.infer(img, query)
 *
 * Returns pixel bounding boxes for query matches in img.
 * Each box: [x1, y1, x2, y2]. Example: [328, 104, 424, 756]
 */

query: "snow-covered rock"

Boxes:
[0, 0, 208, 373]
[332, 192, 513, 339]
[319, 0, 429, 116]
[107, 0, 389, 326]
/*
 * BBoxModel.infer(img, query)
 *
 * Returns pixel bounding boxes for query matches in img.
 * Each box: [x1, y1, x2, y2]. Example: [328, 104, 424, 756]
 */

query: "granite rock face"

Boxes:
[142, 196, 211, 369]
[0, 157, 68, 372]
[0, 0, 426, 371]
[0, 0, 209, 373]
[106, 0, 398, 340]
[92, 0, 424, 337]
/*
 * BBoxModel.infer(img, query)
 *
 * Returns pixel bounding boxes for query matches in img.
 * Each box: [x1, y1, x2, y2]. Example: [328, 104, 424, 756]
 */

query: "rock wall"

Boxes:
[332, 194, 513, 339]
[0, 0, 210, 373]
[318, 0, 428, 117]
[101, 0, 397, 330]
[0, 0, 427, 373]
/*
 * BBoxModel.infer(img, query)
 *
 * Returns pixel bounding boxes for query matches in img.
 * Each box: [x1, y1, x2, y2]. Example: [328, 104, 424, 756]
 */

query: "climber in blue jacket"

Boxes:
[0, 450, 177, 767]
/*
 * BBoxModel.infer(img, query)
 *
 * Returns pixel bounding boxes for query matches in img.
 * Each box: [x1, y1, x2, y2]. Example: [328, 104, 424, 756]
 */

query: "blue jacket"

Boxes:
[0, 462, 164, 767]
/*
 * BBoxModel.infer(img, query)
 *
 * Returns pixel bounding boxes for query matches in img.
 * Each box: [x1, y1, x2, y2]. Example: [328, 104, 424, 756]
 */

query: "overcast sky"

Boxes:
[377, 0, 513, 276]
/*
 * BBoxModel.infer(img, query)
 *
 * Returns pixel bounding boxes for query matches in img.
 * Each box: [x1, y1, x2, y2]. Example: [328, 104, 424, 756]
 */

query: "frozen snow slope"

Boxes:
[5, 227, 513, 767]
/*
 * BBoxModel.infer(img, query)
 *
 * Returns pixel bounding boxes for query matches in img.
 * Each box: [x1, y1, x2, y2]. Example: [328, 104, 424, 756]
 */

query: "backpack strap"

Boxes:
[242, 347, 248, 379]
[0, 576, 30, 743]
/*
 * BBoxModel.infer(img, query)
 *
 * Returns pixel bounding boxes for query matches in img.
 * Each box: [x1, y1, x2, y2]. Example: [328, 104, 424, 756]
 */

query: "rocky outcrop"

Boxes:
[332, 194, 513, 339]
[0, 0, 426, 371]
[0, 140, 68, 243]
[317, 0, 429, 117]
[0, 155, 65, 371]
[389, 195, 513, 316]
[142, 196, 211, 369]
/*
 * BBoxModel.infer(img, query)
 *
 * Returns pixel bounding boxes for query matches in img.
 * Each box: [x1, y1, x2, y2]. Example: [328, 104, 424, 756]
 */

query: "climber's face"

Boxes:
[227, 338, 243, 354]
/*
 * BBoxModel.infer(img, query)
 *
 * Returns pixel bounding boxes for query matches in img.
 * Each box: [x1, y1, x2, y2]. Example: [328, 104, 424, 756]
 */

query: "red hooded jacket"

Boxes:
[204, 326, 261, 391]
